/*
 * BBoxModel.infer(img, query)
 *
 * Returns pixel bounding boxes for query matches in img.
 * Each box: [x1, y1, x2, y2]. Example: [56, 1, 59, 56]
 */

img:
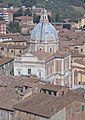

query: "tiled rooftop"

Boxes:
[0, 57, 14, 66]
[13, 92, 75, 118]
[0, 75, 40, 110]
[37, 84, 67, 92]
[0, 74, 85, 117]
[74, 59, 85, 66]
[13, 88, 85, 118]
[53, 50, 70, 58]
[0, 44, 28, 49]
[15, 16, 33, 21]
[33, 50, 54, 63]
[59, 30, 85, 52]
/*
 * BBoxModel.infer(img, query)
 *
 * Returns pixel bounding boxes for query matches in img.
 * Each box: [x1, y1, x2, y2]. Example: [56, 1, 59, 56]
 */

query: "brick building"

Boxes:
[0, 20, 6, 34]
[15, 16, 35, 35]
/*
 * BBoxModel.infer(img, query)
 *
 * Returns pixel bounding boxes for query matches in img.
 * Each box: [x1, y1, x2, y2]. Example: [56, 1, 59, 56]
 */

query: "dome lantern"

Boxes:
[40, 8, 49, 23]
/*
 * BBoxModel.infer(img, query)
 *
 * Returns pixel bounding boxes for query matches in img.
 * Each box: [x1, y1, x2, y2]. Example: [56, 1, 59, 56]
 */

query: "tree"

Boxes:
[7, 22, 21, 33]
[63, 24, 71, 30]
[8, 3, 13, 8]
[48, 15, 51, 22]
[13, 9, 23, 18]
[21, 0, 36, 7]
[55, 13, 59, 22]
[33, 14, 40, 23]
[24, 8, 32, 16]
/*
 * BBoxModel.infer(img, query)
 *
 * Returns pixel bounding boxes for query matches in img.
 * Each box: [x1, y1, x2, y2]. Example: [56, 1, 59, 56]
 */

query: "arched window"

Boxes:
[49, 48, 52, 53]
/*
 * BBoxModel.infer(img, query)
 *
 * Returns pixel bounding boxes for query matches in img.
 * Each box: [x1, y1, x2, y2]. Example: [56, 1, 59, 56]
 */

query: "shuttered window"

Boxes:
[71, 105, 75, 115]
[82, 105, 84, 112]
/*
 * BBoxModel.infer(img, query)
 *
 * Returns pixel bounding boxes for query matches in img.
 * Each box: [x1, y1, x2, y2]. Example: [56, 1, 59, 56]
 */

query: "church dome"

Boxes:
[31, 9, 58, 41]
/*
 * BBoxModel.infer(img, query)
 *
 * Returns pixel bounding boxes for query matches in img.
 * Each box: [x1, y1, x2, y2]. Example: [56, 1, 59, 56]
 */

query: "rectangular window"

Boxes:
[81, 48, 83, 52]
[44, 90, 46, 94]
[28, 69, 31, 74]
[19, 50, 21, 54]
[75, 47, 78, 49]
[11, 50, 13, 53]
[82, 105, 84, 112]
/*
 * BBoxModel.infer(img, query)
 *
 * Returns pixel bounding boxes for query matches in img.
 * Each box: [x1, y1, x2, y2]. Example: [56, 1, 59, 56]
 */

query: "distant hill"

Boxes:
[43, 0, 85, 21]
[1, 0, 85, 21]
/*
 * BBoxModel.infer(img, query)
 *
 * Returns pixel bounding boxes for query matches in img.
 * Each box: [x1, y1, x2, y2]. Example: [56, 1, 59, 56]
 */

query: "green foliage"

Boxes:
[13, 9, 23, 18]
[1, 0, 85, 20]
[13, 8, 32, 18]
[21, 0, 36, 7]
[3, 0, 22, 7]
[37, 0, 85, 21]
[33, 14, 40, 23]
[24, 8, 32, 16]
[7, 22, 21, 33]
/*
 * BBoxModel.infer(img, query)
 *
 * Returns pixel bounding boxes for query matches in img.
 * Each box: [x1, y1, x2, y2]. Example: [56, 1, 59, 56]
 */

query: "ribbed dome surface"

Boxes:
[31, 22, 58, 41]
[31, 8, 58, 41]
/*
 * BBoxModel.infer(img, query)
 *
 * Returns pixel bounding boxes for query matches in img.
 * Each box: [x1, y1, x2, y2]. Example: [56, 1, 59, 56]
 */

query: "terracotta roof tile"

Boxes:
[15, 16, 33, 21]
[0, 57, 14, 66]
[0, 75, 41, 110]
[33, 50, 54, 63]
[37, 84, 67, 92]
[13, 93, 75, 118]
[53, 50, 70, 58]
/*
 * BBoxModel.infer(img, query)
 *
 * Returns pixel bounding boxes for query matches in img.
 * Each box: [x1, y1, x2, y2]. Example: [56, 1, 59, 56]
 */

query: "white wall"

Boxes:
[14, 53, 46, 80]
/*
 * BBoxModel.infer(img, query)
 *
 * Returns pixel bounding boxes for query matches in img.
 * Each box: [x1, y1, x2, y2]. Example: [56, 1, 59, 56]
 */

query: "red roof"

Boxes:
[15, 16, 33, 21]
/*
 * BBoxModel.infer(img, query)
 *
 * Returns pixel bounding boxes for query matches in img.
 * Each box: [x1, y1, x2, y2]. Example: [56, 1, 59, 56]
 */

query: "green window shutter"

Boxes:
[82, 105, 84, 112]
[71, 105, 75, 114]
[18, 118, 21, 120]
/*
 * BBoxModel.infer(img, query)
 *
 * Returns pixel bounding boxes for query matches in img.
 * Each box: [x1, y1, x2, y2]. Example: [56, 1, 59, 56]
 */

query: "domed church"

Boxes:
[30, 8, 59, 54]
[14, 8, 72, 88]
